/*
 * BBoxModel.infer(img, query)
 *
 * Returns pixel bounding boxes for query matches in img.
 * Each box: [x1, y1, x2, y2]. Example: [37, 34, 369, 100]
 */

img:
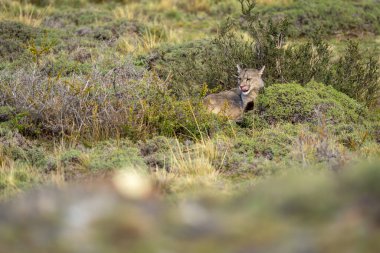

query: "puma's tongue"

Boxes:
[240, 86, 249, 92]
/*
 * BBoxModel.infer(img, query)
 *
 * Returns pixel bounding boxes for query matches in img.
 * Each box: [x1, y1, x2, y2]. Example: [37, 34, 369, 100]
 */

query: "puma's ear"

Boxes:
[259, 66, 265, 76]
[237, 64, 242, 74]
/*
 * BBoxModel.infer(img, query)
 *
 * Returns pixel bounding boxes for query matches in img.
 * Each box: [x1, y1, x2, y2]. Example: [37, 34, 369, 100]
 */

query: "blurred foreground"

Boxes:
[0, 162, 379, 253]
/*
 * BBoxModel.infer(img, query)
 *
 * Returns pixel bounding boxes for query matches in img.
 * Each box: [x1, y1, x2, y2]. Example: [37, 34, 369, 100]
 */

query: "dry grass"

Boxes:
[117, 25, 181, 55]
[113, 3, 143, 21]
[0, 0, 50, 27]
[0, 158, 37, 199]
[153, 137, 230, 195]
[0, 141, 66, 200]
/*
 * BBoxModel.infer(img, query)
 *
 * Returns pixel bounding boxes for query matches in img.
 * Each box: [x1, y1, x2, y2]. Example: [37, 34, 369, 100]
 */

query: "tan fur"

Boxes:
[204, 66, 265, 121]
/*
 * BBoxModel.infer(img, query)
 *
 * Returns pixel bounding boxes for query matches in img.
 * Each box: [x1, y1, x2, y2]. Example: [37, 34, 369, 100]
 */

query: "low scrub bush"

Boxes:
[59, 139, 147, 172]
[227, 123, 299, 171]
[330, 42, 380, 107]
[0, 125, 50, 170]
[88, 140, 146, 171]
[42, 56, 92, 76]
[0, 21, 39, 61]
[256, 82, 367, 125]
[0, 61, 226, 141]
[0, 106, 15, 123]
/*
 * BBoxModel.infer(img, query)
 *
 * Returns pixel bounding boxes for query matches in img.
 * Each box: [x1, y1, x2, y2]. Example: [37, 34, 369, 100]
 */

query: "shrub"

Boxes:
[330, 41, 380, 107]
[0, 126, 49, 169]
[0, 21, 38, 61]
[0, 106, 15, 123]
[0, 60, 226, 141]
[41, 56, 92, 76]
[139, 136, 176, 171]
[88, 140, 146, 171]
[255, 82, 366, 125]
[219, 123, 301, 176]
[60, 149, 84, 166]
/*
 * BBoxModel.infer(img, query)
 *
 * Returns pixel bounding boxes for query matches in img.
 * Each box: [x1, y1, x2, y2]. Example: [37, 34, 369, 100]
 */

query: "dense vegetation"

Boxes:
[0, 0, 379, 252]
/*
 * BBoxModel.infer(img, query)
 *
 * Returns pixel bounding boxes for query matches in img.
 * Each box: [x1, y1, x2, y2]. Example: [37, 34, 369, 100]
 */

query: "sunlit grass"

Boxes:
[117, 26, 183, 55]
[152, 136, 232, 196]
[0, 0, 50, 27]
[113, 3, 143, 21]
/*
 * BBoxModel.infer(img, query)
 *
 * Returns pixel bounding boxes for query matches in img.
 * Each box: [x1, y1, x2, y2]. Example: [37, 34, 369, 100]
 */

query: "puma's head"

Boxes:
[237, 65, 265, 96]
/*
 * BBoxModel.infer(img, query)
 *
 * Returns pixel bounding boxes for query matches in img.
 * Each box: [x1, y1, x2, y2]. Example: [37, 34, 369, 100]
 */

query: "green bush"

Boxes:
[216, 124, 302, 177]
[256, 82, 366, 125]
[139, 136, 179, 171]
[330, 42, 380, 107]
[0, 106, 15, 123]
[60, 149, 83, 166]
[42, 56, 92, 76]
[0, 21, 39, 61]
[0, 126, 49, 169]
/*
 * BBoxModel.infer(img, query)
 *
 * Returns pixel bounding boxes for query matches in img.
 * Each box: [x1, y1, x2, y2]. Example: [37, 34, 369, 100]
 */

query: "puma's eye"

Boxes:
[247, 78, 251, 81]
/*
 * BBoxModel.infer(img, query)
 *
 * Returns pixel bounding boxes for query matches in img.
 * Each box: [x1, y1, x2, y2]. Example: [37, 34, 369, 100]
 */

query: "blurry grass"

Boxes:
[256, 0, 293, 5]
[1, 159, 380, 253]
[0, 0, 50, 27]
